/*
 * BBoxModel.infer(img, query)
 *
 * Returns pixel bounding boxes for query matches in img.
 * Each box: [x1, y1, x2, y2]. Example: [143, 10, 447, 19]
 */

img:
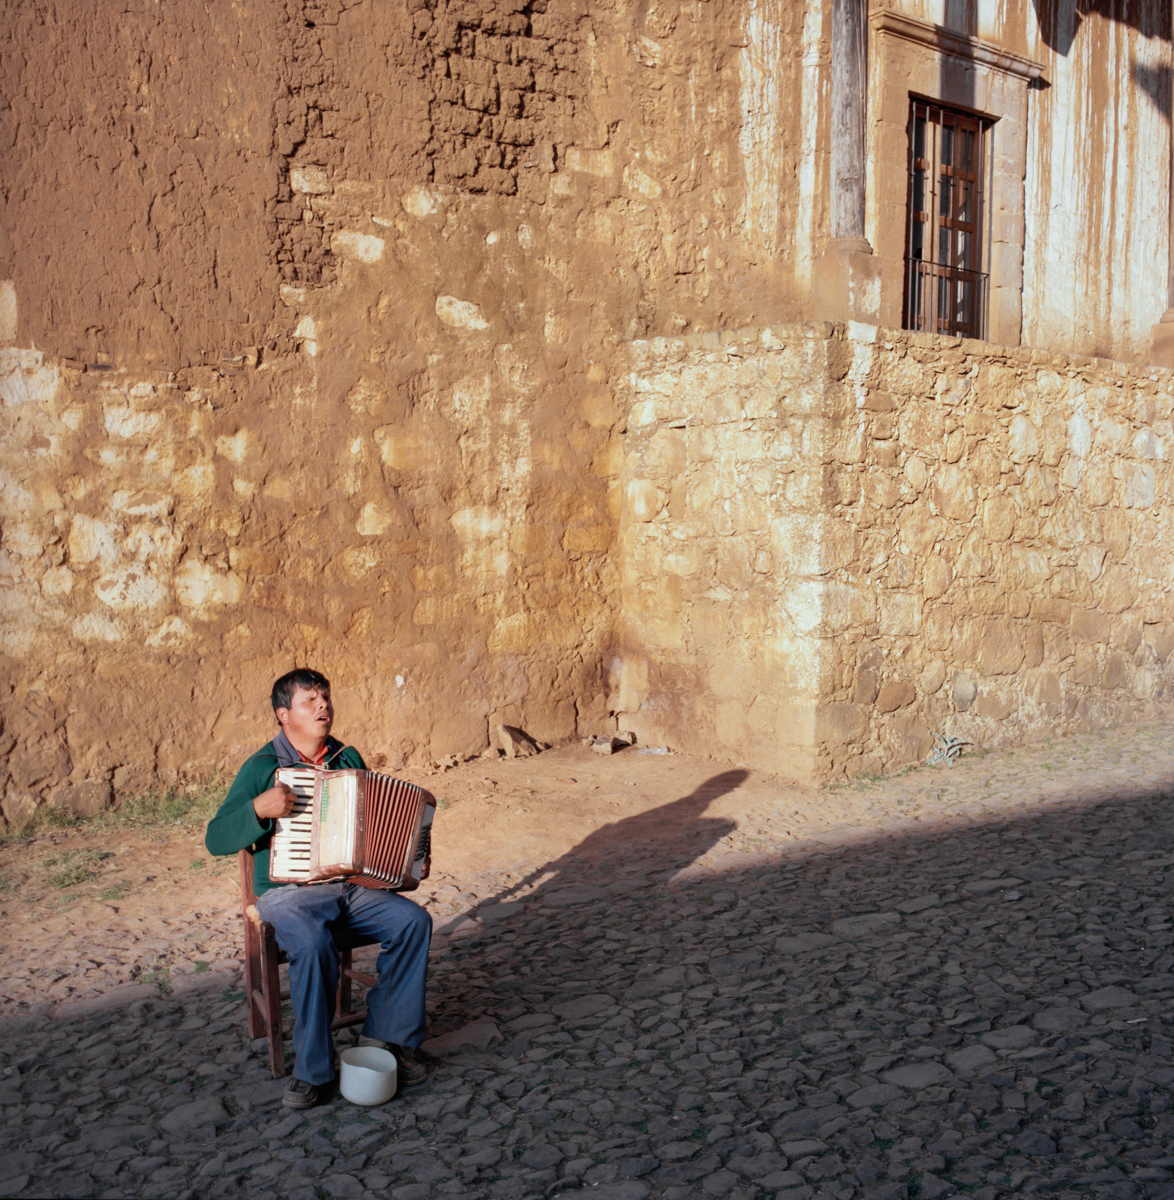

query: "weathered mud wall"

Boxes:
[0, 0, 825, 825]
[1022, 0, 1172, 362]
[619, 323, 1174, 783]
[0, 0, 290, 368]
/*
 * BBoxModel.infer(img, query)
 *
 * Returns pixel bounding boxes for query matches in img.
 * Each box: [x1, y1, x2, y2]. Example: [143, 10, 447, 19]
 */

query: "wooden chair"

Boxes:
[238, 849, 378, 1078]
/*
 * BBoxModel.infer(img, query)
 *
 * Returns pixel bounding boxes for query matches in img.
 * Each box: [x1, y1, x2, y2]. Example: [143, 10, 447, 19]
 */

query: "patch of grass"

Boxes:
[98, 880, 131, 902]
[139, 968, 172, 992]
[3, 774, 226, 845]
[42, 849, 113, 888]
[96, 775, 226, 833]
[194, 961, 211, 974]
[189, 859, 206, 870]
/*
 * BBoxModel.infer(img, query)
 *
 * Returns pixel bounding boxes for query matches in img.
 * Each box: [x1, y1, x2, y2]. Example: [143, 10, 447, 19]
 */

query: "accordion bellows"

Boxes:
[269, 767, 435, 890]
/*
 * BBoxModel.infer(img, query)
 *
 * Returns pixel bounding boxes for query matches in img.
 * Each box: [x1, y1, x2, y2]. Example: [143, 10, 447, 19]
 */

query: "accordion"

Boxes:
[268, 766, 435, 890]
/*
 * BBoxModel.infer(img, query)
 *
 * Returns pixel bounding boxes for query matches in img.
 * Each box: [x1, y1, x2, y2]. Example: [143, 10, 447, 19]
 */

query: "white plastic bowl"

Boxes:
[339, 1046, 398, 1105]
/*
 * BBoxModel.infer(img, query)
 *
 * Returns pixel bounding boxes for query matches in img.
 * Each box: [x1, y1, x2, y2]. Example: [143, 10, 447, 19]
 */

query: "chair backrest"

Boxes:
[239, 848, 259, 910]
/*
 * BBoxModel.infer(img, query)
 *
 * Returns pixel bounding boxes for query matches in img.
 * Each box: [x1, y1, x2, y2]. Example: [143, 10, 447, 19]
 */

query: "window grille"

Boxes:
[903, 99, 990, 339]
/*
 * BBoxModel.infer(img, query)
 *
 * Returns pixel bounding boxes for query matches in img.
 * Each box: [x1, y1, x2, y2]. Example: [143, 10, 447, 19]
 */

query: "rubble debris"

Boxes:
[497, 724, 541, 758]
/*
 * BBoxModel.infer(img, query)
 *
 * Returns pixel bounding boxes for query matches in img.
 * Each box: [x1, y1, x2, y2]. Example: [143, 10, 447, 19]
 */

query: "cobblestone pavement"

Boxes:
[5, 724, 1174, 1200]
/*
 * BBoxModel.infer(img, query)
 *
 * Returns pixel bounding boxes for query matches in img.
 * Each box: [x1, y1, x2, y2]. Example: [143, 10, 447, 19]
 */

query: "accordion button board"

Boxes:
[269, 766, 435, 890]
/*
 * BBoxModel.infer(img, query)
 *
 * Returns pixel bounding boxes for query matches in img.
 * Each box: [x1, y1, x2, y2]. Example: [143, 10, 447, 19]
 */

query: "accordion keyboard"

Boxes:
[272, 767, 319, 876]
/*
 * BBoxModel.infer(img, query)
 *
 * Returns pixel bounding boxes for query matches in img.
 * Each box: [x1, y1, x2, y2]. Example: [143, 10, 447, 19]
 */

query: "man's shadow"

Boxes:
[484, 768, 750, 909]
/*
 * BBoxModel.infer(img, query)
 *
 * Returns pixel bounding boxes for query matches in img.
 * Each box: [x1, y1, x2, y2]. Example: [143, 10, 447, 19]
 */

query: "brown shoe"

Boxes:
[357, 1036, 429, 1087]
[282, 1077, 321, 1109]
[392, 1044, 429, 1087]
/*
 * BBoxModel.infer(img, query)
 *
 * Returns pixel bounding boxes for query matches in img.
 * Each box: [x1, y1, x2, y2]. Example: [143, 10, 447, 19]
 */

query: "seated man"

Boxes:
[206, 668, 432, 1108]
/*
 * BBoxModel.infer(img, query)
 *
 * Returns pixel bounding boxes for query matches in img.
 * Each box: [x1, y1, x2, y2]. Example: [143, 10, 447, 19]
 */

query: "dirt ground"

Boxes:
[3, 722, 1171, 1022]
[0, 743, 821, 933]
[0, 741, 839, 1022]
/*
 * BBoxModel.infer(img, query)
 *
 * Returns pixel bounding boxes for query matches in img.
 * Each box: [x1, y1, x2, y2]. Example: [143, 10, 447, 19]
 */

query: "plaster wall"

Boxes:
[867, 0, 1173, 363]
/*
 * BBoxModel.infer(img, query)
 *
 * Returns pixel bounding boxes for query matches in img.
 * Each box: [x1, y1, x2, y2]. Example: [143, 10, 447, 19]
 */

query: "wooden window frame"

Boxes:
[902, 98, 993, 339]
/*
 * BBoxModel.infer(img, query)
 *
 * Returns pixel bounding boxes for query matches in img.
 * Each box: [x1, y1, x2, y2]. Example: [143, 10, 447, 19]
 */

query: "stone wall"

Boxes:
[617, 322, 1174, 783]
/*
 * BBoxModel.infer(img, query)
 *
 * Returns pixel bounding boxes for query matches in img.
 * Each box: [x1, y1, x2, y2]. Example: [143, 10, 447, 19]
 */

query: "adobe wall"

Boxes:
[0, 0, 821, 827]
[617, 323, 1174, 783]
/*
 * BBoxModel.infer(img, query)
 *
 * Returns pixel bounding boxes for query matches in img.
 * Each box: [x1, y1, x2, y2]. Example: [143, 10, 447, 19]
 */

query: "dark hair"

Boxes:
[271, 669, 331, 713]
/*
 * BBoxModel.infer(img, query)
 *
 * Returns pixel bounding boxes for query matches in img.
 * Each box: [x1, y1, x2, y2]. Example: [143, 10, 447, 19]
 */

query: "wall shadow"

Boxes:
[1031, 0, 1172, 55]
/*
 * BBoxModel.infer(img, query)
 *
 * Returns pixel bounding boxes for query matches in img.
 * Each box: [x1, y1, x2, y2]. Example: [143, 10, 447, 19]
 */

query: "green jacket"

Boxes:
[205, 736, 366, 896]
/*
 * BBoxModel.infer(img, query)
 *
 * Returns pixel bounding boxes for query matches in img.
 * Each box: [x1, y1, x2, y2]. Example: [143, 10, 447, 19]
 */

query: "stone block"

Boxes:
[978, 619, 1026, 674]
[853, 666, 879, 705]
[1, 789, 38, 829]
[1071, 645, 1101, 686]
[951, 672, 978, 711]
[982, 494, 1017, 541]
[879, 593, 922, 636]
[1122, 461, 1157, 508]
[1110, 613, 1142, 653]
[1070, 607, 1111, 643]
[1101, 650, 1129, 690]
[1025, 668, 1062, 706]
[923, 557, 950, 598]
[884, 709, 932, 763]
[932, 463, 976, 522]
[1032, 596, 1071, 625]
[626, 479, 662, 522]
[1144, 625, 1174, 662]
[860, 469, 901, 508]
[816, 702, 869, 746]
[1100, 565, 1138, 613]
[974, 693, 1016, 719]
[1008, 413, 1041, 462]
[821, 582, 877, 633]
[435, 294, 489, 330]
[874, 681, 914, 713]
[332, 231, 384, 263]
[67, 514, 117, 566]
[47, 779, 112, 818]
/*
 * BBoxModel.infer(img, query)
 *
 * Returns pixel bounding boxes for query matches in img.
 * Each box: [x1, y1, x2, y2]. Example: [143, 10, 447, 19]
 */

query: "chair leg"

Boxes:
[242, 917, 264, 1040]
[338, 946, 354, 1023]
[261, 925, 286, 1078]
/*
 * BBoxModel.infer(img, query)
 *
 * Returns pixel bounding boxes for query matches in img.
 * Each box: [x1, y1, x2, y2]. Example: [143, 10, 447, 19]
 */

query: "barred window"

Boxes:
[903, 99, 991, 339]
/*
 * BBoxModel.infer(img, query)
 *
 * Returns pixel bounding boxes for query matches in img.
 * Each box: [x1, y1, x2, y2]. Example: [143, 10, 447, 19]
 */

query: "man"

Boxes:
[206, 668, 431, 1108]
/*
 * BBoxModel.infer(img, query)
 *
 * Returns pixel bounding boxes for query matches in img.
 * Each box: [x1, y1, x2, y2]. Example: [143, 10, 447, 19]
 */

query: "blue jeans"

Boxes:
[257, 882, 431, 1085]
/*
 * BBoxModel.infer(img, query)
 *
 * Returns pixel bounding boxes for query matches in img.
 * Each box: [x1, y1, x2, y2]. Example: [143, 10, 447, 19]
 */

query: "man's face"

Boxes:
[277, 685, 334, 744]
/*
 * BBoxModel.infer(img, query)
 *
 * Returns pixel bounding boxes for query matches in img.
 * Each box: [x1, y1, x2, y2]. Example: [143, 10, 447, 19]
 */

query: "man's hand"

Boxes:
[253, 782, 296, 820]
